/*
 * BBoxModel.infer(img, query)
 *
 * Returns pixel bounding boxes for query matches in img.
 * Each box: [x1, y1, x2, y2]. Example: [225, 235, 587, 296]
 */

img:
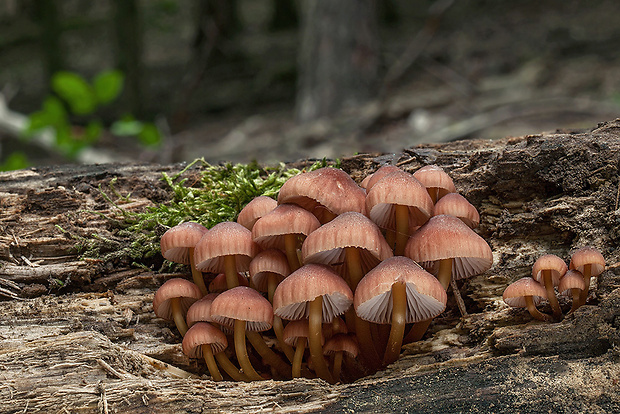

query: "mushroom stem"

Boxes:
[189, 247, 208, 296]
[385, 228, 396, 250]
[394, 204, 410, 256]
[284, 233, 301, 271]
[437, 258, 453, 290]
[354, 314, 382, 371]
[542, 269, 562, 319]
[214, 351, 250, 382]
[578, 263, 592, 306]
[201, 344, 223, 381]
[568, 288, 583, 315]
[246, 331, 292, 379]
[331, 350, 343, 382]
[170, 297, 189, 336]
[345, 247, 364, 291]
[292, 337, 307, 378]
[308, 296, 334, 383]
[273, 315, 295, 363]
[233, 319, 263, 381]
[224, 255, 240, 290]
[524, 296, 553, 322]
[383, 281, 407, 365]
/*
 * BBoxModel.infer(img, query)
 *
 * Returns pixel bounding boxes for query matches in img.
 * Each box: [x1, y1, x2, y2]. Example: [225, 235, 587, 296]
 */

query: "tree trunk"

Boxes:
[1, 120, 620, 412]
[295, 0, 380, 123]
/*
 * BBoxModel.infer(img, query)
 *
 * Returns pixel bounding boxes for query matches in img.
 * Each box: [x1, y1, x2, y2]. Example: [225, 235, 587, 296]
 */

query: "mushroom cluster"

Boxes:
[152, 165, 493, 383]
[503, 247, 605, 321]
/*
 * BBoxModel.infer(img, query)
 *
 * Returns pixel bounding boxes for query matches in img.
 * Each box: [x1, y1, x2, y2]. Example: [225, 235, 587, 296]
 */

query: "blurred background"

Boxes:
[0, 0, 619, 170]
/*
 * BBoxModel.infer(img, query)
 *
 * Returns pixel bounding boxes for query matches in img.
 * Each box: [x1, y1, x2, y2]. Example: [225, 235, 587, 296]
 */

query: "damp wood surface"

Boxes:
[1, 120, 620, 413]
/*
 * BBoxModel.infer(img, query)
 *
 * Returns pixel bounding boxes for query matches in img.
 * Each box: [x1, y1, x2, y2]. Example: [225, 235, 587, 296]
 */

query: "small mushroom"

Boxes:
[152, 278, 202, 336]
[282, 319, 321, 378]
[532, 254, 567, 320]
[558, 269, 586, 315]
[412, 165, 456, 204]
[569, 247, 605, 306]
[323, 333, 359, 383]
[503, 277, 552, 322]
[237, 195, 277, 230]
[432, 193, 480, 229]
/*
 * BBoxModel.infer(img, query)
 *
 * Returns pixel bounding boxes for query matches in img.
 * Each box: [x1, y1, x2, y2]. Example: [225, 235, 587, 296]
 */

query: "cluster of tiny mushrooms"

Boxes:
[152, 164, 604, 383]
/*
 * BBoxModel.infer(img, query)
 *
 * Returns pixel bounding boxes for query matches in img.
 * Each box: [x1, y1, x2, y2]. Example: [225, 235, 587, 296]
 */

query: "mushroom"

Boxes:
[210, 286, 291, 380]
[404, 214, 493, 342]
[182, 322, 250, 382]
[249, 249, 295, 362]
[365, 170, 433, 255]
[160, 221, 209, 295]
[273, 264, 353, 383]
[323, 333, 359, 383]
[152, 278, 202, 336]
[194, 221, 260, 290]
[432, 192, 480, 229]
[362, 165, 402, 191]
[237, 195, 277, 230]
[282, 319, 321, 378]
[185, 293, 219, 328]
[354, 256, 447, 365]
[208, 272, 249, 293]
[569, 247, 605, 306]
[532, 254, 567, 320]
[558, 269, 586, 315]
[412, 165, 456, 204]
[502, 277, 552, 322]
[252, 204, 320, 271]
[277, 167, 366, 223]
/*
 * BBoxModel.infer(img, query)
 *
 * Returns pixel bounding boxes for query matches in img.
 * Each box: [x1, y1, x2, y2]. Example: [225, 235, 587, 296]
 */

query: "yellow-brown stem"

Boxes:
[383, 281, 407, 365]
[332, 351, 343, 383]
[171, 297, 189, 336]
[292, 337, 306, 378]
[273, 315, 295, 363]
[233, 320, 263, 381]
[437, 258, 453, 290]
[224, 255, 239, 290]
[189, 247, 208, 296]
[246, 330, 292, 379]
[201, 344, 223, 381]
[308, 296, 334, 383]
[569, 288, 583, 315]
[542, 269, 562, 320]
[354, 315, 381, 371]
[579, 264, 592, 306]
[345, 247, 364, 292]
[284, 233, 301, 271]
[394, 204, 410, 256]
[524, 296, 553, 322]
[214, 351, 249, 382]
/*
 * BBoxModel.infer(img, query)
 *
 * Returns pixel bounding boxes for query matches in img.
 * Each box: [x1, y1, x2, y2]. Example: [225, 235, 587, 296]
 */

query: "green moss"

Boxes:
[76, 158, 331, 267]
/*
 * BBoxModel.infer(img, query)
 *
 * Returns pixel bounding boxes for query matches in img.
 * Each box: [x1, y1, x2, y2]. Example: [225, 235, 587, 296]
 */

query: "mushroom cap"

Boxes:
[323, 333, 359, 358]
[569, 247, 605, 276]
[412, 165, 456, 201]
[237, 195, 277, 230]
[194, 221, 260, 273]
[301, 211, 393, 275]
[282, 319, 323, 346]
[365, 170, 433, 231]
[249, 249, 291, 292]
[210, 286, 274, 331]
[432, 193, 480, 229]
[152, 278, 203, 320]
[273, 264, 354, 323]
[532, 254, 568, 286]
[277, 167, 366, 222]
[503, 277, 548, 307]
[252, 204, 321, 250]
[160, 222, 208, 264]
[354, 256, 447, 324]
[363, 165, 402, 191]
[186, 293, 220, 327]
[208, 272, 249, 293]
[558, 269, 586, 296]
[182, 322, 228, 357]
[404, 214, 493, 280]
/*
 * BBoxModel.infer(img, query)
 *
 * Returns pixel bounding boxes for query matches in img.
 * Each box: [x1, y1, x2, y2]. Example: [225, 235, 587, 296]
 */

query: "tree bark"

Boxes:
[1, 120, 620, 412]
[295, 0, 380, 123]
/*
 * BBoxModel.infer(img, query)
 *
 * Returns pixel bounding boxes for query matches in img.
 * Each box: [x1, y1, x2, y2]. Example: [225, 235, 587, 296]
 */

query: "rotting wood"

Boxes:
[0, 119, 620, 412]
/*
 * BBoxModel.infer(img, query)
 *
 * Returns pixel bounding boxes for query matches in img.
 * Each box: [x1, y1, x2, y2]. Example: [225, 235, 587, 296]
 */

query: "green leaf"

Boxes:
[0, 152, 29, 171]
[110, 118, 143, 136]
[52, 71, 97, 115]
[137, 122, 162, 147]
[25, 96, 67, 134]
[93, 70, 124, 105]
[83, 121, 103, 144]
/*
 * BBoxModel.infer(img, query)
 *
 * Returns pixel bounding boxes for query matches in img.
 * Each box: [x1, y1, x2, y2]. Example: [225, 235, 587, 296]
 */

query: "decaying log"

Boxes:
[1, 119, 620, 413]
